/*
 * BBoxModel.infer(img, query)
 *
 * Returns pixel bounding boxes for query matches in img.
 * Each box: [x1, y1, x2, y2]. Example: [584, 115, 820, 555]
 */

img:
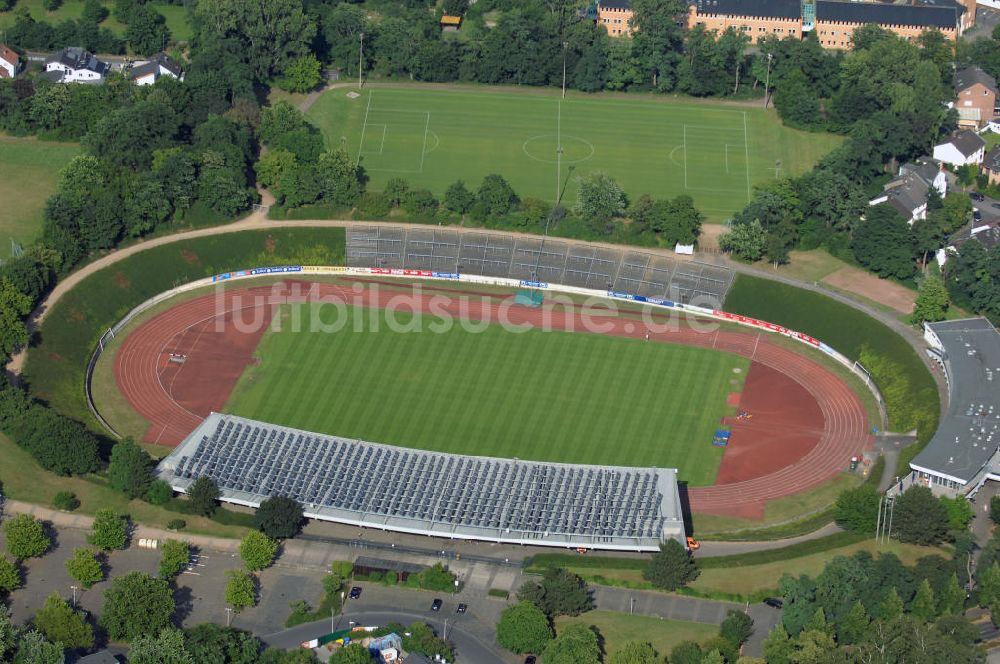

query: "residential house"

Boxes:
[868, 158, 947, 224]
[77, 650, 120, 664]
[127, 52, 183, 86]
[933, 130, 987, 167]
[954, 66, 999, 129]
[687, 0, 803, 43]
[44, 47, 110, 83]
[0, 45, 20, 79]
[598, 0, 635, 36]
[983, 144, 1000, 186]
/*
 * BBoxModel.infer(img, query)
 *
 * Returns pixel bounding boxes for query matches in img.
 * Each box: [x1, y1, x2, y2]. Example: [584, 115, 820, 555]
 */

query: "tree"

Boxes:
[0, 556, 20, 593]
[239, 530, 278, 571]
[939, 495, 974, 531]
[496, 601, 552, 654]
[255, 149, 297, 190]
[541, 622, 601, 664]
[911, 578, 936, 621]
[52, 491, 79, 511]
[225, 569, 256, 612]
[879, 587, 904, 620]
[146, 480, 174, 506]
[82, 0, 109, 24]
[108, 438, 154, 499]
[940, 572, 965, 615]
[253, 495, 304, 539]
[4, 514, 50, 560]
[719, 219, 767, 262]
[195, 0, 317, 81]
[834, 485, 881, 533]
[475, 174, 518, 219]
[0, 278, 32, 358]
[125, 5, 170, 55]
[837, 601, 870, 645]
[911, 272, 950, 324]
[129, 628, 193, 664]
[278, 55, 322, 93]
[159, 539, 190, 580]
[65, 547, 103, 588]
[101, 572, 175, 642]
[316, 148, 364, 206]
[33, 593, 94, 650]
[182, 624, 261, 663]
[517, 567, 593, 617]
[444, 180, 474, 214]
[991, 495, 1000, 525]
[187, 477, 220, 516]
[669, 641, 704, 664]
[574, 172, 627, 221]
[87, 509, 128, 551]
[643, 539, 699, 590]
[774, 69, 823, 128]
[11, 630, 62, 664]
[330, 644, 371, 664]
[892, 485, 949, 545]
[607, 641, 659, 664]
[762, 624, 794, 664]
[851, 204, 916, 280]
[719, 610, 753, 647]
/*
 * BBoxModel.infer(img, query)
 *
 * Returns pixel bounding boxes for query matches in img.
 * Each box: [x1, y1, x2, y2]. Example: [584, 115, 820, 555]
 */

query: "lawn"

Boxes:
[225, 303, 748, 485]
[0, 0, 192, 42]
[553, 610, 718, 658]
[0, 136, 78, 257]
[25, 228, 347, 426]
[306, 86, 841, 221]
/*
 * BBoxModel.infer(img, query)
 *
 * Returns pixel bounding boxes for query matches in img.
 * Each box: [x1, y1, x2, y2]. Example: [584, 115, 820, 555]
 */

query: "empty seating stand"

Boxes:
[159, 413, 684, 552]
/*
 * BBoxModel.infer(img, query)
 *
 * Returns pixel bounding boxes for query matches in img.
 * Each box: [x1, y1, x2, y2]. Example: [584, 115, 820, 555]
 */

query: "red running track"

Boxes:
[114, 281, 873, 518]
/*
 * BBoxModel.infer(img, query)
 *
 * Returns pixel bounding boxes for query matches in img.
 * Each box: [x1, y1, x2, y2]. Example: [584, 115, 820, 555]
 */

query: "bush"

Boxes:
[356, 191, 392, 218]
[166, 519, 186, 531]
[145, 480, 173, 505]
[52, 491, 79, 511]
[835, 485, 880, 533]
[4, 514, 50, 560]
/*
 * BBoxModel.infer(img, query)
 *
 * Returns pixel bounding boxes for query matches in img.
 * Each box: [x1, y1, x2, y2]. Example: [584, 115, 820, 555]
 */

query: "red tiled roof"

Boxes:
[0, 45, 18, 67]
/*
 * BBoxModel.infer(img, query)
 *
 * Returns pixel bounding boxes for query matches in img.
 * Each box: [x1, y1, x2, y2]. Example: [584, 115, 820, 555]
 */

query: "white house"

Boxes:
[0, 45, 20, 79]
[868, 157, 947, 225]
[933, 130, 987, 167]
[44, 47, 110, 83]
[127, 52, 183, 86]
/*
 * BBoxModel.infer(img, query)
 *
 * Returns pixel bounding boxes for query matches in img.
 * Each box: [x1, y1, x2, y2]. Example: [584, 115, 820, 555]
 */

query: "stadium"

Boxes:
[98, 227, 879, 552]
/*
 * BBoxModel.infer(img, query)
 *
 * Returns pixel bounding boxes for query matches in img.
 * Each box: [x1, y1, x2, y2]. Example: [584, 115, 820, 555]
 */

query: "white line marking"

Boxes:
[683, 124, 688, 190]
[742, 111, 752, 202]
[725, 144, 730, 174]
[357, 90, 373, 166]
[376, 124, 387, 154]
[419, 111, 430, 173]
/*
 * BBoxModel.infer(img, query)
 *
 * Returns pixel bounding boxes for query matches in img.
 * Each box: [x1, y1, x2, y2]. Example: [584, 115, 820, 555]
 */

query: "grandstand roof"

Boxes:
[912, 318, 1000, 484]
[157, 413, 686, 552]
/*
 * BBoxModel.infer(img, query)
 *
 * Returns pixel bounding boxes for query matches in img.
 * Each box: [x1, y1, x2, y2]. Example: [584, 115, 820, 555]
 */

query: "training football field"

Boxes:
[305, 86, 841, 220]
[224, 304, 749, 486]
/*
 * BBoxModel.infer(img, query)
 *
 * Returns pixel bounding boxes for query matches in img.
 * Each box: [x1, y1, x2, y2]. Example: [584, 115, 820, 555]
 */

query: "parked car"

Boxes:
[763, 597, 783, 609]
[970, 192, 985, 202]
[974, 210, 983, 222]
[349, 587, 362, 600]
[431, 598, 443, 611]
[992, 203, 1000, 209]
[524, 657, 537, 664]
[457, 603, 467, 614]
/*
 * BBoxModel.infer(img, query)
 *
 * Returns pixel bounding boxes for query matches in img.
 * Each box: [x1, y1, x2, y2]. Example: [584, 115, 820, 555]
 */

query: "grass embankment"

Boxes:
[724, 274, 938, 475]
[554, 611, 718, 657]
[0, 137, 79, 258]
[0, 0, 192, 42]
[306, 85, 841, 221]
[0, 433, 251, 537]
[25, 228, 347, 427]
[226, 303, 747, 485]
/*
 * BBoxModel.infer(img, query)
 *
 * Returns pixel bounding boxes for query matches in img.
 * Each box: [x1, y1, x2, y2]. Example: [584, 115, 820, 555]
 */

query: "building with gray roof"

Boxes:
[910, 318, 1000, 493]
[157, 413, 686, 552]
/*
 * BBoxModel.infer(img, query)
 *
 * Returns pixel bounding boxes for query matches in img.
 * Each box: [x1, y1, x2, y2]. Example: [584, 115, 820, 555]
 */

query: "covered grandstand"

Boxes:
[346, 226, 734, 306]
[909, 318, 1000, 494]
[157, 413, 686, 552]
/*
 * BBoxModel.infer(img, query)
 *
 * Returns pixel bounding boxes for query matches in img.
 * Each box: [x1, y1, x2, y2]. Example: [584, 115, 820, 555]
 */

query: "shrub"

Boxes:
[356, 191, 392, 218]
[52, 491, 79, 511]
[145, 480, 173, 505]
[4, 514, 51, 560]
[166, 519, 186, 531]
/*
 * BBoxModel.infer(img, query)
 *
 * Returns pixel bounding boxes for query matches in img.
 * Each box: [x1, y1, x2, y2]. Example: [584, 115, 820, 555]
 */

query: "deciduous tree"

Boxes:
[4, 514, 50, 560]
[159, 539, 190, 580]
[107, 438, 154, 499]
[239, 530, 278, 571]
[541, 622, 600, 664]
[0, 556, 20, 593]
[100, 572, 175, 642]
[65, 547, 103, 588]
[87, 509, 128, 551]
[643, 539, 699, 591]
[253, 495, 303, 539]
[187, 476, 220, 516]
[517, 567, 593, 617]
[33, 593, 94, 650]
[225, 569, 256, 612]
[496, 601, 552, 654]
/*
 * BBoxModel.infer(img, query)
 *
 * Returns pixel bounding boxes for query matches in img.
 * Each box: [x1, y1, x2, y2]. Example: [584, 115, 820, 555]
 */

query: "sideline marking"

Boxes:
[742, 111, 752, 202]
[357, 90, 373, 166]
[419, 112, 431, 173]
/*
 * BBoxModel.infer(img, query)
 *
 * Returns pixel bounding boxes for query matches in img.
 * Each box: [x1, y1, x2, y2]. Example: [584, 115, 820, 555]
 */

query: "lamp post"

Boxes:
[70, 586, 78, 608]
[763, 52, 773, 109]
[358, 32, 365, 90]
[225, 607, 234, 627]
[561, 41, 569, 99]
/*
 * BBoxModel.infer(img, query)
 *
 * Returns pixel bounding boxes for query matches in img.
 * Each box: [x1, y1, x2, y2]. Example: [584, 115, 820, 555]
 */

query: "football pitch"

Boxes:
[305, 86, 842, 220]
[223, 304, 749, 486]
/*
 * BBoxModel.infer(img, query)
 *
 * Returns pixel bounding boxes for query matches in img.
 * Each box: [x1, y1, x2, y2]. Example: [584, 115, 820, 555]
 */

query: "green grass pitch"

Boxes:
[0, 137, 80, 258]
[305, 86, 842, 221]
[224, 304, 749, 486]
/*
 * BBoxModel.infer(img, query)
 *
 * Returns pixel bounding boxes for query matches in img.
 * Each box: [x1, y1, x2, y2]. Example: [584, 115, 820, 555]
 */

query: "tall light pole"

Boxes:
[358, 32, 365, 90]
[763, 52, 773, 109]
[561, 41, 569, 99]
[225, 607, 234, 627]
[70, 586, 78, 608]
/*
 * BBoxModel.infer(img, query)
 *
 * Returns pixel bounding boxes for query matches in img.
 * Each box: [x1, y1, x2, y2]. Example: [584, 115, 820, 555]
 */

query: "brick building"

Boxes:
[687, 0, 804, 43]
[597, 0, 635, 36]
